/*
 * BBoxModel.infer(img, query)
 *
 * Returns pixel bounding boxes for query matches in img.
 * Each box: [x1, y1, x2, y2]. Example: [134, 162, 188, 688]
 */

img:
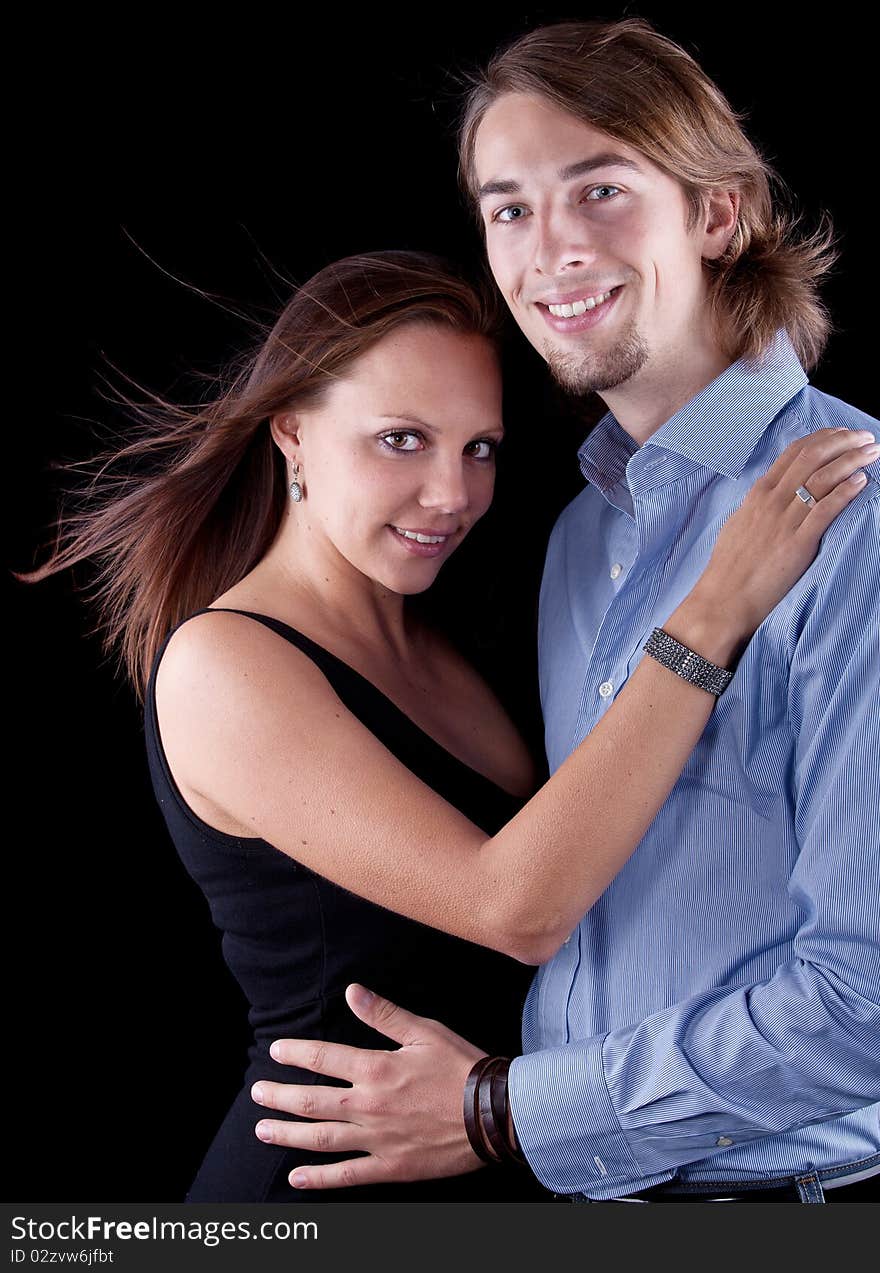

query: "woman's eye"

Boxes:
[465, 440, 497, 460]
[586, 185, 621, 201]
[379, 431, 423, 452]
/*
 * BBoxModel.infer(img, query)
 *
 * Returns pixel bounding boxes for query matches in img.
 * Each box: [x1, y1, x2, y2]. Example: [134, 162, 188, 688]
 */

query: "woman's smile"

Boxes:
[387, 523, 457, 557]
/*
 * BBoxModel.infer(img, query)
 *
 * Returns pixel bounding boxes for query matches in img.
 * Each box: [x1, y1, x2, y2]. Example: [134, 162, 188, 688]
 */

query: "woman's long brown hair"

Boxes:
[15, 250, 504, 703]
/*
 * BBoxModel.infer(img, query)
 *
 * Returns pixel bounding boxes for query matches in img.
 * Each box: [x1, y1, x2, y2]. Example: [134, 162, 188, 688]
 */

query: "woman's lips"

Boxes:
[387, 525, 453, 558]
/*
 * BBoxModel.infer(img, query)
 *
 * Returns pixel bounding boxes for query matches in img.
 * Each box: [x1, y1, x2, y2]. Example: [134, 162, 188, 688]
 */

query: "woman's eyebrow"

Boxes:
[377, 414, 438, 432]
[377, 415, 505, 437]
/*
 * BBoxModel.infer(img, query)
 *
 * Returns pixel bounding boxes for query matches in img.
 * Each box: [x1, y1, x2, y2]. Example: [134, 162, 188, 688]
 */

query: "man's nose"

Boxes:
[533, 206, 596, 277]
[418, 459, 469, 515]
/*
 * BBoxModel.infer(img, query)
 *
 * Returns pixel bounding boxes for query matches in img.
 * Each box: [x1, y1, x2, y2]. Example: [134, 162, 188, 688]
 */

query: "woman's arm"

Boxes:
[156, 429, 872, 962]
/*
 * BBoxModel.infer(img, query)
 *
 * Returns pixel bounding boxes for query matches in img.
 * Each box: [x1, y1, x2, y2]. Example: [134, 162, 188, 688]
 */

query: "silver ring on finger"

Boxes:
[795, 484, 817, 508]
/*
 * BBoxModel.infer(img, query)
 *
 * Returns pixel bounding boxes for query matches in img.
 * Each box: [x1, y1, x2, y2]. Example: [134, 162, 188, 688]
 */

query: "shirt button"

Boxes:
[610, 563, 623, 580]
[716, 1136, 734, 1147]
[599, 681, 614, 699]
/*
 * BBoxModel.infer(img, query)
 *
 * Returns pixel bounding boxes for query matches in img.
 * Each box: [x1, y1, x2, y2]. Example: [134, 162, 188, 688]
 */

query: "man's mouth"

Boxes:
[535, 285, 623, 333]
[542, 287, 619, 318]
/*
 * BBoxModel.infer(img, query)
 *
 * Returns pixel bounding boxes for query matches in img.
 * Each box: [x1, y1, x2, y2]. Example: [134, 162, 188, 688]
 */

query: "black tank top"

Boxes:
[144, 608, 547, 1202]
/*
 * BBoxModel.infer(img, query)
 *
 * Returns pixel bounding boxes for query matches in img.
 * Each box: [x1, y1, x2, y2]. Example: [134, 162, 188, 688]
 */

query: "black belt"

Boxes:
[562, 1169, 877, 1204]
[602, 1181, 810, 1202]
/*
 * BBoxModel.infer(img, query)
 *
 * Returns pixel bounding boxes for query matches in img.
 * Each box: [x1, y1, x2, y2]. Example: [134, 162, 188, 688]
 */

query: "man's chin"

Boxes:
[544, 331, 649, 396]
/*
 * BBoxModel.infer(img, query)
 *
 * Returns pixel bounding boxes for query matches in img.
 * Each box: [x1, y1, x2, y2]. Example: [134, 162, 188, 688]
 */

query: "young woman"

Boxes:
[20, 249, 871, 1202]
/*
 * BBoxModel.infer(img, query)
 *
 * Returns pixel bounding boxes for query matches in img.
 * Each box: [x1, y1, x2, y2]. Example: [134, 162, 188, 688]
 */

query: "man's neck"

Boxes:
[601, 344, 735, 446]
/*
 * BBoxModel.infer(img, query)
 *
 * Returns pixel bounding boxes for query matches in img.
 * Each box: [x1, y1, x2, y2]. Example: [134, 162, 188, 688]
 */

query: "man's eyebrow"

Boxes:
[477, 153, 644, 201]
[559, 154, 644, 181]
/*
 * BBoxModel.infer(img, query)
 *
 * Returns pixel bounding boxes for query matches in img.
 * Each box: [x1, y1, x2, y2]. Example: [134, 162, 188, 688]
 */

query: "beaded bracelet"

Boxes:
[643, 627, 734, 696]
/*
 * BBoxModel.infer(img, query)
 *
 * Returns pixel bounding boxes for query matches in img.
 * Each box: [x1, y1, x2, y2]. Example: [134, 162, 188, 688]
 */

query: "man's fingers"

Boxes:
[289, 1156, 395, 1192]
[268, 1036, 377, 1081]
[254, 1117, 365, 1154]
[266, 990, 433, 1080]
[251, 1080, 354, 1118]
[344, 983, 433, 1046]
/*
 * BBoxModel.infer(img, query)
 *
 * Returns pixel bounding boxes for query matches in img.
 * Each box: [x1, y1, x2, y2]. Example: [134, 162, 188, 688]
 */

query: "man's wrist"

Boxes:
[462, 1056, 528, 1167]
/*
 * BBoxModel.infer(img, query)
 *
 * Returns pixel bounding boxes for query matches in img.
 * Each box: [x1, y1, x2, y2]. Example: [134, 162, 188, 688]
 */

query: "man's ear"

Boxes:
[701, 190, 741, 261]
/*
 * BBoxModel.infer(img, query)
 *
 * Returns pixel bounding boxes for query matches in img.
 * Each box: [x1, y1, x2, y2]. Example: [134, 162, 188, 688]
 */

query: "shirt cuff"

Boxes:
[508, 1037, 645, 1194]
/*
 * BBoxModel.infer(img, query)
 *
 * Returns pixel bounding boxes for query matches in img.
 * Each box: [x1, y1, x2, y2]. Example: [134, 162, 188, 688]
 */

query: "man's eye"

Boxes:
[495, 205, 529, 224]
[380, 431, 422, 452]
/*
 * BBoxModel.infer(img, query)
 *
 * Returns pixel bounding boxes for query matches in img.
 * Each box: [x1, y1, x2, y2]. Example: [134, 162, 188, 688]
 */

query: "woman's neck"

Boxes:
[232, 525, 419, 664]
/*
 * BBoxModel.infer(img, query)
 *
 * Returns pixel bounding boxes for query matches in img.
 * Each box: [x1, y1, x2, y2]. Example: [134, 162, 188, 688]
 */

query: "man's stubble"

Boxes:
[544, 321, 649, 395]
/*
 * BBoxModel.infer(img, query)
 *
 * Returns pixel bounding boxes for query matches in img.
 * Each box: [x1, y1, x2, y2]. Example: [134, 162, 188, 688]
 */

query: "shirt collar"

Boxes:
[578, 330, 809, 490]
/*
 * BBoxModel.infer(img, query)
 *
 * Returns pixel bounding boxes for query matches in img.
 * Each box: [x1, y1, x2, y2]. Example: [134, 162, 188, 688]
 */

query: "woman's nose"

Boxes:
[418, 460, 469, 515]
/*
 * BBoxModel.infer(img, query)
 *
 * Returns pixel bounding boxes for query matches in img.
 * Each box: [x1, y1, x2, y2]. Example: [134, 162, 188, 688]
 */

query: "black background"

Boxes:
[8, 6, 874, 1201]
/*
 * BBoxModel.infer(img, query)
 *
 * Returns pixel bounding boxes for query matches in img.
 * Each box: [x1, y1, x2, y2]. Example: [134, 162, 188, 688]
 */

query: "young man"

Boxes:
[252, 20, 880, 1202]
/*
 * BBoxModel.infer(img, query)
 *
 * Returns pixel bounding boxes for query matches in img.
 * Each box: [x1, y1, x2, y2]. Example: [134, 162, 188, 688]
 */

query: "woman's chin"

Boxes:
[389, 568, 446, 597]
[370, 557, 451, 597]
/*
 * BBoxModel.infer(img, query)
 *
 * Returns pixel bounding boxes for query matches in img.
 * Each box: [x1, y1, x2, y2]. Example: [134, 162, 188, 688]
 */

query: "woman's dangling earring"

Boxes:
[289, 463, 303, 503]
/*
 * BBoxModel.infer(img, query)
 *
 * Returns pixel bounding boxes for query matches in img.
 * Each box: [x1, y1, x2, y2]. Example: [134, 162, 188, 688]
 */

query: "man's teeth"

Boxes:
[547, 290, 615, 318]
[394, 528, 447, 543]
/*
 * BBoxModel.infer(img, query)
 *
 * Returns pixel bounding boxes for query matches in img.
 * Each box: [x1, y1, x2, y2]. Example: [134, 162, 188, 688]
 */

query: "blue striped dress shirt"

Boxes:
[508, 331, 880, 1197]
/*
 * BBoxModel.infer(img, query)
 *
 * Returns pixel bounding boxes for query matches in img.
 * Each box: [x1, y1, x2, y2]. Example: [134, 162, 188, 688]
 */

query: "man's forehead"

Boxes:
[473, 93, 648, 193]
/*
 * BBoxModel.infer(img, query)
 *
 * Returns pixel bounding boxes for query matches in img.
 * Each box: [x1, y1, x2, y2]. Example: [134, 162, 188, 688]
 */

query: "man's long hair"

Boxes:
[458, 19, 833, 369]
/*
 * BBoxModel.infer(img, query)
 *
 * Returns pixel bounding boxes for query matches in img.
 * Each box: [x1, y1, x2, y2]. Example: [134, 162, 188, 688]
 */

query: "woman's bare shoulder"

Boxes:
[155, 605, 339, 716]
[154, 607, 339, 798]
